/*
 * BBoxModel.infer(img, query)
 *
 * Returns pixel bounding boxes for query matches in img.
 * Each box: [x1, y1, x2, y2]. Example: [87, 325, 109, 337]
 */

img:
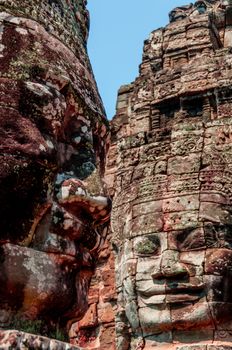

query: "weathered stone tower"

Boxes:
[107, 1, 232, 349]
[1, 1, 232, 350]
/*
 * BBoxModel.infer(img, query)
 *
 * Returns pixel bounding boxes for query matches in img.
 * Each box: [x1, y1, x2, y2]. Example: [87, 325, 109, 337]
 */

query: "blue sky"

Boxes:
[87, 1, 186, 119]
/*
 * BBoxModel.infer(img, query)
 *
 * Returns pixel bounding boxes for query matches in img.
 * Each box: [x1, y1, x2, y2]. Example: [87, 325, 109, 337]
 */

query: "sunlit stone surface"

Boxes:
[109, 1, 232, 349]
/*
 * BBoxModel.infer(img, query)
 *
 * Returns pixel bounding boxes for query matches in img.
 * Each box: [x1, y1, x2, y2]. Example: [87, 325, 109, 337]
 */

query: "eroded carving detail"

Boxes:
[110, 1, 232, 349]
[0, 0, 111, 348]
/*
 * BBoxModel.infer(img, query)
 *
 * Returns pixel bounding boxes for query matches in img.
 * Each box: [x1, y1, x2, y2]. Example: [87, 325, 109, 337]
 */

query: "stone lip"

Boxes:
[0, 329, 85, 349]
[58, 178, 112, 224]
[138, 283, 205, 305]
[138, 283, 205, 297]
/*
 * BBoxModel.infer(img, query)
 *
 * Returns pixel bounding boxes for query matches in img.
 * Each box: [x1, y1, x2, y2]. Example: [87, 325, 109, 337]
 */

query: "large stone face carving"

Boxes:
[0, 0, 111, 345]
[111, 1, 232, 349]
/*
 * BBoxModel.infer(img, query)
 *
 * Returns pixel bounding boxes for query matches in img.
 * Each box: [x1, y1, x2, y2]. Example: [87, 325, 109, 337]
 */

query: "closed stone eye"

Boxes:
[178, 228, 206, 251]
[180, 235, 206, 250]
[135, 237, 160, 256]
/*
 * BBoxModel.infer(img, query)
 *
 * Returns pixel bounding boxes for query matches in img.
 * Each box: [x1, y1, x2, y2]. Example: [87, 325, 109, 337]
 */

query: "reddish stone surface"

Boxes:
[71, 237, 117, 349]
[0, 0, 111, 346]
[2, 1, 232, 350]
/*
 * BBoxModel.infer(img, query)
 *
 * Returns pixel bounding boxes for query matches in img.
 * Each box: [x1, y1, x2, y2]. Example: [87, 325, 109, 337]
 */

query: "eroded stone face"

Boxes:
[0, 0, 110, 340]
[113, 121, 232, 346]
[110, 1, 232, 349]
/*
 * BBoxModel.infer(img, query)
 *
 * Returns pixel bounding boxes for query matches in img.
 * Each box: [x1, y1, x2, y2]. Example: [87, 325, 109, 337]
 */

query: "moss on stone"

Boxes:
[135, 238, 158, 255]
[8, 315, 68, 342]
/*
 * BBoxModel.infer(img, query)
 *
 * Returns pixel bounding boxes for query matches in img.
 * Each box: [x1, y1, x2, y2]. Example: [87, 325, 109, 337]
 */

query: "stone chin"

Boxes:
[124, 290, 213, 334]
[137, 301, 214, 335]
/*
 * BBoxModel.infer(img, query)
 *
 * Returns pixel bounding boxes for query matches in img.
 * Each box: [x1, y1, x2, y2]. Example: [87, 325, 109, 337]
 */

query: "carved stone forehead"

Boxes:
[0, 0, 87, 19]
[111, 118, 232, 247]
[0, 0, 89, 52]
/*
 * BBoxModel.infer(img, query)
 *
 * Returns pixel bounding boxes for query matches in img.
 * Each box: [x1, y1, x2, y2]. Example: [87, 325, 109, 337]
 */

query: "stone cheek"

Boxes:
[109, 1, 232, 349]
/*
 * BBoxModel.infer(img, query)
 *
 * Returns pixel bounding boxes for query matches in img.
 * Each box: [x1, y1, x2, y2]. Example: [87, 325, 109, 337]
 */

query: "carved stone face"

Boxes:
[0, 4, 110, 334]
[109, 1, 232, 349]
[112, 117, 232, 341]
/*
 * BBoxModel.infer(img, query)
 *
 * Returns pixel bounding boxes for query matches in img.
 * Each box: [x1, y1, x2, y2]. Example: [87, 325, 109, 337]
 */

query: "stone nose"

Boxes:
[152, 250, 189, 279]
